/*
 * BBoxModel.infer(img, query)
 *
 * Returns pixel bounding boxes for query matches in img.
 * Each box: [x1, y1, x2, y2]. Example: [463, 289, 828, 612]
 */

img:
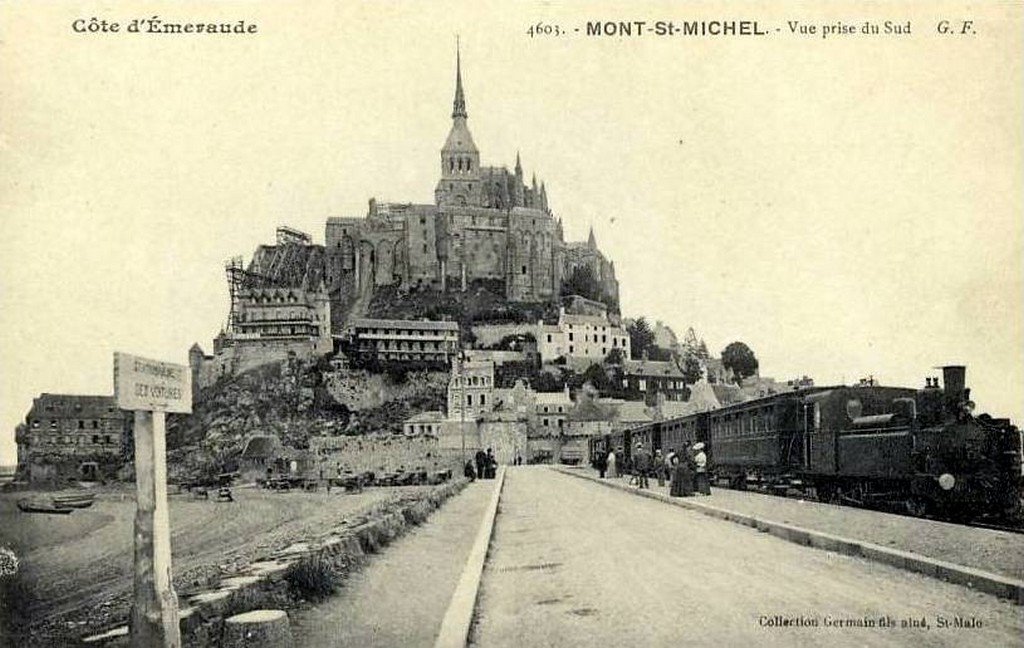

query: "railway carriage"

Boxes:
[600, 365, 1022, 521]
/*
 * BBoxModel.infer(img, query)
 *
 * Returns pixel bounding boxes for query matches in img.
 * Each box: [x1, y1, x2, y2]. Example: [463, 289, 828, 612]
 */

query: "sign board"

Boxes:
[114, 352, 192, 414]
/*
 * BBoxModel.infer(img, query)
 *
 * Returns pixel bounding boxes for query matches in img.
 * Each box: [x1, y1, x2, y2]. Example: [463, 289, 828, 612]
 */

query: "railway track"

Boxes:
[713, 478, 1024, 535]
[963, 519, 1024, 535]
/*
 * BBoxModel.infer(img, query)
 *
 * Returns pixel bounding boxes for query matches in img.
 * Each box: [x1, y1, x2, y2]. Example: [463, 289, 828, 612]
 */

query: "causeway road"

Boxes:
[468, 467, 1023, 648]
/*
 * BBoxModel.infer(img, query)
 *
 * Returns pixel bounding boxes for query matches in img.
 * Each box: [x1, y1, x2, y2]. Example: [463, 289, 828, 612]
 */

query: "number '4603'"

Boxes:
[527, 22, 562, 37]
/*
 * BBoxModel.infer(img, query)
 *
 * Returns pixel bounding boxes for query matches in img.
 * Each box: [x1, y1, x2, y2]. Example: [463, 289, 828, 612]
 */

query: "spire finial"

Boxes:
[452, 37, 467, 119]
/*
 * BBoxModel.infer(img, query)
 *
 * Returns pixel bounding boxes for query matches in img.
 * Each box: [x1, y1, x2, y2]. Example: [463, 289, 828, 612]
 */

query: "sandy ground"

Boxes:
[0, 483, 435, 643]
[470, 467, 1023, 648]
[291, 479, 497, 647]
[576, 467, 1024, 580]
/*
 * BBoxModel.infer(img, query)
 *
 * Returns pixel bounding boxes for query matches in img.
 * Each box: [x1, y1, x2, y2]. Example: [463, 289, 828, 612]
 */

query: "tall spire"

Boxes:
[515, 151, 523, 176]
[588, 225, 597, 250]
[452, 37, 467, 119]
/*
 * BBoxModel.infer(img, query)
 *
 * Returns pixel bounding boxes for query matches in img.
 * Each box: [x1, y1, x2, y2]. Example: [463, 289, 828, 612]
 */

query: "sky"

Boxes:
[1, 1, 1021, 465]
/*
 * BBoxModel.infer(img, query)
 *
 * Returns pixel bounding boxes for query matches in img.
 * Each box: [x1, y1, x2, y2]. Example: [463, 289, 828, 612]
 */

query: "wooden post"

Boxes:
[129, 410, 181, 648]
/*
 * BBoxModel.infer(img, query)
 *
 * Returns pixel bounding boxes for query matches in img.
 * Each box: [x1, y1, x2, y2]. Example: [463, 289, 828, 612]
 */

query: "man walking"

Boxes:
[595, 449, 608, 478]
[653, 449, 666, 488]
[633, 442, 651, 489]
[475, 449, 487, 481]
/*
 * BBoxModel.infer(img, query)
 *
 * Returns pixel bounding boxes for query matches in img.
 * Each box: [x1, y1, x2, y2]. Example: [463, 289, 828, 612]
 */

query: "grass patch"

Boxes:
[284, 556, 338, 602]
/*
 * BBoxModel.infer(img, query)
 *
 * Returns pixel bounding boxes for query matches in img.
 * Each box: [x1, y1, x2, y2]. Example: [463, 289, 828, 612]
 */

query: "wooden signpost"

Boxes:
[114, 352, 192, 648]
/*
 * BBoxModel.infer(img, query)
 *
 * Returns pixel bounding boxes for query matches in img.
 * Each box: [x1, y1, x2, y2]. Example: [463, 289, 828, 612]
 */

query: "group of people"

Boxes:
[464, 448, 498, 481]
[594, 442, 710, 497]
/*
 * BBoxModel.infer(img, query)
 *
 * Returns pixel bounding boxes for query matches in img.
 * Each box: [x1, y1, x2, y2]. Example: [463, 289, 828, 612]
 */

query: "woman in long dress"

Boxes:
[692, 442, 710, 495]
[668, 454, 685, 496]
[606, 450, 618, 478]
[671, 453, 695, 497]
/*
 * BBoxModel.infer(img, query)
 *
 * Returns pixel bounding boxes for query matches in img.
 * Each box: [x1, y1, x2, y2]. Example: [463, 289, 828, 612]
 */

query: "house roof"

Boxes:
[404, 411, 446, 424]
[27, 394, 122, 420]
[685, 378, 722, 413]
[351, 318, 459, 331]
[711, 384, 746, 405]
[622, 359, 684, 378]
[561, 312, 609, 326]
[535, 390, 572, 405]
[613, 401, 653, 424]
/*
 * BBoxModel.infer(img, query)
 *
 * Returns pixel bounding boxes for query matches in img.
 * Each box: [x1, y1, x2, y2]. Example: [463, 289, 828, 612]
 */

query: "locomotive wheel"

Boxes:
[905, 496, 930, 518]
[817, 483, 839, 504]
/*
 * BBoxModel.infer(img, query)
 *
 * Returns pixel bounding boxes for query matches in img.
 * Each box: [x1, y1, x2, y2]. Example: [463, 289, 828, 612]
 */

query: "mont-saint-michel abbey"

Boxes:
[5, 17, 1023, 648]
[197, 50, 620, 382]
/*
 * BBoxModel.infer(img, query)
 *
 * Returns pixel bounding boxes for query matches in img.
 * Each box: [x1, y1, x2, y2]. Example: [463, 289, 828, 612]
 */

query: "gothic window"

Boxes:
[449, 159, 454, 172]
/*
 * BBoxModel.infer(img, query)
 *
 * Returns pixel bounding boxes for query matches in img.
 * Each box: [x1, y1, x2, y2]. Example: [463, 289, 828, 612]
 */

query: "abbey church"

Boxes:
[323, 50, 619, 310]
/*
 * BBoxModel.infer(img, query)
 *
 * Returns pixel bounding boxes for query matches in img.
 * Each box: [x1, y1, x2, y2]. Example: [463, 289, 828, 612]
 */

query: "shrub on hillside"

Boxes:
[285, 556, 338, 602]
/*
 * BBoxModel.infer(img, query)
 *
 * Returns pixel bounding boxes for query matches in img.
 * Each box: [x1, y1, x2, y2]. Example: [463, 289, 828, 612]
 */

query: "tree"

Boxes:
[721, 341, 759, 385]
[532, 371, 564, 392]
[681, 327, 700, 358]
[627, 318, 655, 359]
[605, 347, 625, 365]
[681, 354, 702, 385]
[696, 339, 710, 362]
[581, 363, 613, 393]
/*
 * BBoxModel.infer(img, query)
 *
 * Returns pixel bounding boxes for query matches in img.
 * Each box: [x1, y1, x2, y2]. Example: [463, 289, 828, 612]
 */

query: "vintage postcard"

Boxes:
[1, 1, 1021, 647]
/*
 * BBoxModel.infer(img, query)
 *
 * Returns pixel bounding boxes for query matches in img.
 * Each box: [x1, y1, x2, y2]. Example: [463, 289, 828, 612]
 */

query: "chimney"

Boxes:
[941, 365, 967, 403]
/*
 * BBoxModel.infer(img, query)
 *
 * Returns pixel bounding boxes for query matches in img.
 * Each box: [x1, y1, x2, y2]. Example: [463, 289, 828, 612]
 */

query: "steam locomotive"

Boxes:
[592, 366, 1023, 520]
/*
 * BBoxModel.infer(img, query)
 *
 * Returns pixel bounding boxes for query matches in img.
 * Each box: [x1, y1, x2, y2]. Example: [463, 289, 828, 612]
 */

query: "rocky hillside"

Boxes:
[166, 355, 448, 478]
[366, 279, 558, 326]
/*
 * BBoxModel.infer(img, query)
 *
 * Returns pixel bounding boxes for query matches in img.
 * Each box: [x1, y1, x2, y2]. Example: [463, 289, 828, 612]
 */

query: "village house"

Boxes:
[18, 393, 131, 482]
[348, 318, 460, 365]
[620, 356, 688, 403]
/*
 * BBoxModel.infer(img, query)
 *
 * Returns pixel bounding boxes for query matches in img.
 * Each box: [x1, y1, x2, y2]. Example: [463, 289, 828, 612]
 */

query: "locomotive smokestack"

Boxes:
[941, 365, 966, 402]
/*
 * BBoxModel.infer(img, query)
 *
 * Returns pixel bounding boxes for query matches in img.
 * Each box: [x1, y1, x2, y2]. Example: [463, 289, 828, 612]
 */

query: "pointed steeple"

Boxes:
[588, 225, 597, 250]
[452, 38, 467, 119]
[515, 151, 523, 177]
[540, 182, 548, 211]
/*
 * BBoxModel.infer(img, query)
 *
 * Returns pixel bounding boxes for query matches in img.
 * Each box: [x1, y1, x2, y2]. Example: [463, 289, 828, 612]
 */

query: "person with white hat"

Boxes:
[692, 442, 710, 495]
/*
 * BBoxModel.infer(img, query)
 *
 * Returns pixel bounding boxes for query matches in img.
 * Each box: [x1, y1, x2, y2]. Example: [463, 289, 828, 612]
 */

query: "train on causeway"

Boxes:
[591, 366, 1023, 521]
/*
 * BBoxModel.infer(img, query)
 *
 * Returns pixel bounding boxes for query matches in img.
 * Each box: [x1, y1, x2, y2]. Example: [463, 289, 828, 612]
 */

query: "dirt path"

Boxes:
[291, 479, 496, 647]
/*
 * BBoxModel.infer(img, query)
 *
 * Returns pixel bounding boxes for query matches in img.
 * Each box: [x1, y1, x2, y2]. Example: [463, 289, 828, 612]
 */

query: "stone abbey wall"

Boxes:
[323, 200, 595, 311]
